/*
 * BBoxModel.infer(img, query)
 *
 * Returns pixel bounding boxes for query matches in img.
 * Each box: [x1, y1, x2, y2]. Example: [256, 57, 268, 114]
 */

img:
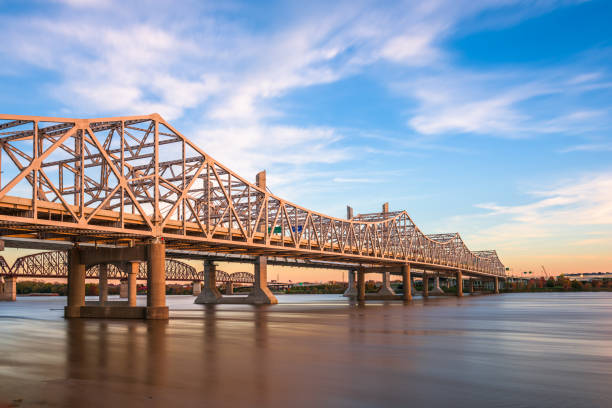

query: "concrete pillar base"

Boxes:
[430, 276, 444, 295]
[146, 306, 169, 320]
[226, 282, 234, 296]
[194, 287, 223, 304]
[0, 276, 17, 301]
[192, 280, 202, 296]
[246, 287, 278, 304]
[343, 270, 357, 297]
[64, 306, 82, 318]
[119, 280, 128, 298]
[377, 271, 396, 296]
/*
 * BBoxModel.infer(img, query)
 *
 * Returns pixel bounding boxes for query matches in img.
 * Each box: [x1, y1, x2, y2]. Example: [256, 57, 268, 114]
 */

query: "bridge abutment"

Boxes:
[0, 275, 16, 301]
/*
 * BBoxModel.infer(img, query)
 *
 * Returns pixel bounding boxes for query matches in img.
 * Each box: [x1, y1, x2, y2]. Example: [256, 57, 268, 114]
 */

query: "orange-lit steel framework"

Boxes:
[0, 251, 255, 283]
[0, 114, 505, 278]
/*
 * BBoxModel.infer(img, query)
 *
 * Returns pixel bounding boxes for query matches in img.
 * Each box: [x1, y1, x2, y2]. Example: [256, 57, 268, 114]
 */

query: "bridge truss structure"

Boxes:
[0, 251, 254, 283]
[0, 114, 504, 278]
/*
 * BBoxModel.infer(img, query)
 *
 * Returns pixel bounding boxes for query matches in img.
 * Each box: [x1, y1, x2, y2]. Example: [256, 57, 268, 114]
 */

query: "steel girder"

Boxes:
[0, 114, 505, 277]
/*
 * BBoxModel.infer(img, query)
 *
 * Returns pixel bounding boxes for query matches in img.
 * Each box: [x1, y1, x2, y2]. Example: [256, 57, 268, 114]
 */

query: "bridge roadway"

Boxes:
[0, 114, 506, 318]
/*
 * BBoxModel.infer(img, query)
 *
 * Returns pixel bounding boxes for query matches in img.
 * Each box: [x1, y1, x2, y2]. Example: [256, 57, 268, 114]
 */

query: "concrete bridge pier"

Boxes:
[65, 247, 85, 317]
[246, 256, 278, 304]
[456, 270, 463, 297]
[128, 262, 138, 307]
[119, 279, 128, 298]
[402, 264, 412, 301]
[194, 260, 222, 304]
[98, 264, 109, 303]
[226, 282, 234, 295]
[145, 241, 168, 319]
[0, 275, 17, 301]
[192, 280, 202, 296]
[431, 273, 444, 295]
[494, 277, 499, 294]
[377, 271, 396, 298]
[422, 273, 429, 298]
[357, 269, 365, 301]
[469, 278, 475, 293]
[410, 275, 420, 295]
[343, 269, 357, 297]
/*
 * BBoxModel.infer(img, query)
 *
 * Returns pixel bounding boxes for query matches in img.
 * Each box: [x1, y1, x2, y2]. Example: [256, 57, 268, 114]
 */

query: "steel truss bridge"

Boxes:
[0, 251, 254, 283]
[0, 114, 505, 279]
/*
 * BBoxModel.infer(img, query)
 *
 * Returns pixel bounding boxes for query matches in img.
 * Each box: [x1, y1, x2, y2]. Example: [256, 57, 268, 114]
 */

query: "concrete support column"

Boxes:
[128, 262, 138, 307]
[469, 278, 475, 293]
[377, 271, 396, 297]
[98, 263, 108, 304]
[146, 241, 168, 319]
[246, 256, 278, 304]
[194, 260, 222, 304]
[410, 275, 420, 295]
[0, 276, 17, 301]
[423, 273, 429, 298]
[343, 269, 357, 297]
[357, 269, 365, 301]
[431, 273, 444, 295]
[494, 277, 499, 294]
[192, 280, 202, 296]
[65, 247, 85, 318]
[456, 270, 463, 297]
[226, 282, 234, 295]
[402, 264, 412, 301]
[119, 280, 128, 298]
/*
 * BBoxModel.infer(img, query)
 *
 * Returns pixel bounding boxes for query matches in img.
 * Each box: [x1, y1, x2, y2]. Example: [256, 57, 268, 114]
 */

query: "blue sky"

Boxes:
[0, 0, 611, 276]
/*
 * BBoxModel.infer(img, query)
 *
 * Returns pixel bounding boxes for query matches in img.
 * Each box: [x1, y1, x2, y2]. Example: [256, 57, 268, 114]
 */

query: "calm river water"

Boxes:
[1, 292, 611, 407]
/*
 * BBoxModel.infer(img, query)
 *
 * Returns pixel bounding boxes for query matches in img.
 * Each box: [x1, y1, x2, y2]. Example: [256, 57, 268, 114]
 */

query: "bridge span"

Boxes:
[0, 114, 505, 318]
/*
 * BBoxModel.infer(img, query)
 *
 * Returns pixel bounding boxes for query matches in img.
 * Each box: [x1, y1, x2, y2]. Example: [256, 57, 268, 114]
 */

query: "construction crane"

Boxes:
[541, 265, 549, 278]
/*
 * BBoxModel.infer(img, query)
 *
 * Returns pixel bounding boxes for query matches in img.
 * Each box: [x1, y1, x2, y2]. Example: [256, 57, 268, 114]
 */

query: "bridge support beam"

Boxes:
[376, 271, 396, 297]
[146, 241, 168, 319]
[431, 273, 444, 295]
[99, 264, 108, 304]
[343, 269, 357, 297]
[128, 262, 138, 307]
[422, 273, 429, 298]
[194, 260, 222, 304]
[246, 256, 278, 304]
[192, 280, 202, 296]
[494, 277, 499, 294]
[0, 276, 17, 301]
[456, 270, 463, 297]
[226, 282, 234, 295]
[357, 269, 365, 301]
[65, 247, 85, 318]
[402, 264, 412, 301]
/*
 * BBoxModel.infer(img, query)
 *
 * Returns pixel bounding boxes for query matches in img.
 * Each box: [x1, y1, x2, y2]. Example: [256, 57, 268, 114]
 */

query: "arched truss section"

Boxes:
[0, 114, 505, 277]
[6, 250, 201, 281]
[0, 256, 11, 275]
[215, 270, 231, 282]
[229, 272, 254, 283]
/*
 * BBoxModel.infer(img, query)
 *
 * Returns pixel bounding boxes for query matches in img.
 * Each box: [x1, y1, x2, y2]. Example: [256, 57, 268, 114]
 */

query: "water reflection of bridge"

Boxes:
[0, 114, 506, 317]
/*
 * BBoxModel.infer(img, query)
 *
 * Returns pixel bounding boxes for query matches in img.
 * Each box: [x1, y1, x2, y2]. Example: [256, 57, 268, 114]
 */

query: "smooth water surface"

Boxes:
[1, 293, 611, 407]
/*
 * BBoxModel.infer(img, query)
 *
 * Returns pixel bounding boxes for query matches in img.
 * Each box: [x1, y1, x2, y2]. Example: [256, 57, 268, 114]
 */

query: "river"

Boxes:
[1, 292, 611, 407]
